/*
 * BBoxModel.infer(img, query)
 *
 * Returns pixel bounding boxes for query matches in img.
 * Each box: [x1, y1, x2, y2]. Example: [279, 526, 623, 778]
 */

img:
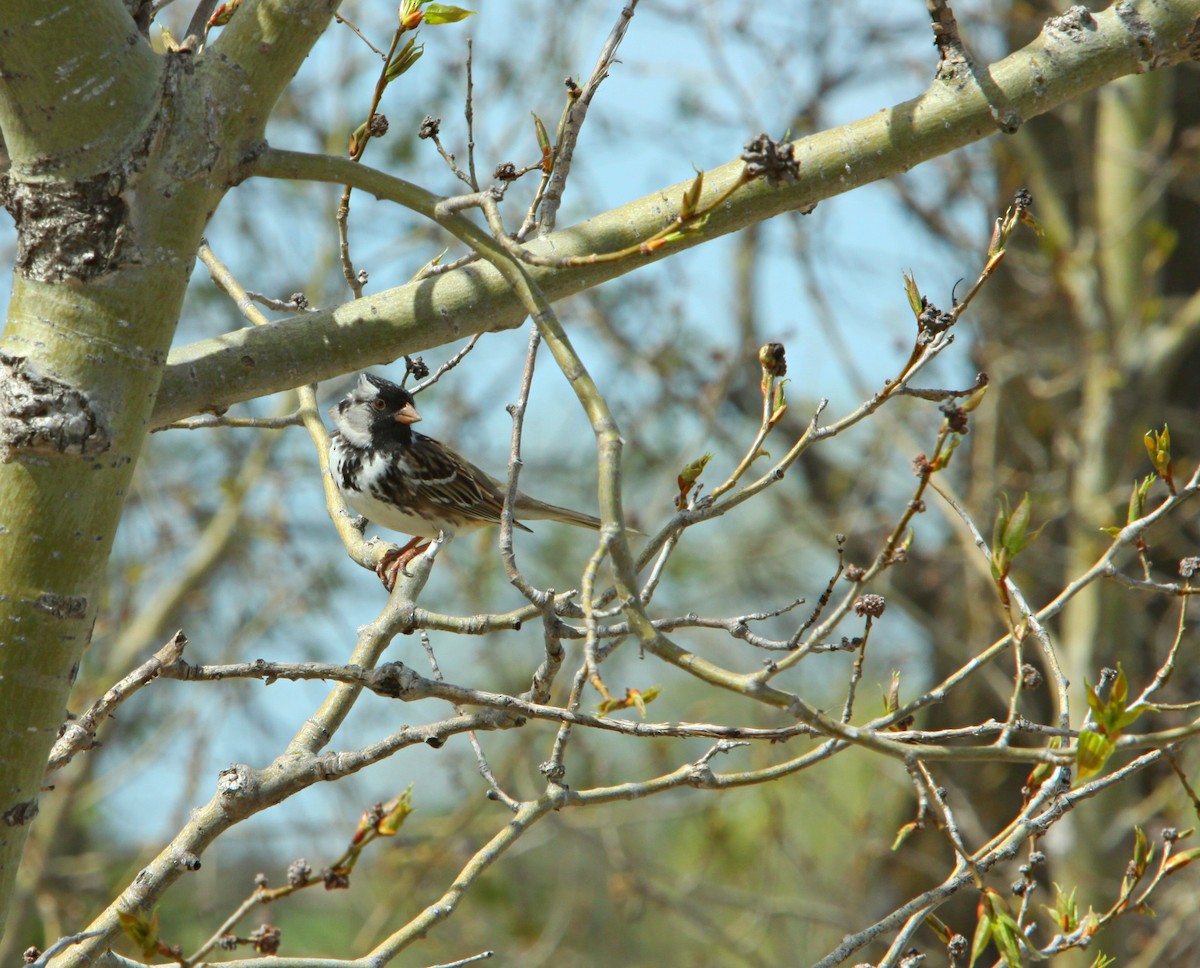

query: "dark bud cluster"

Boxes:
[249, 924, 281, 956]
[853, 594, 887, 618]
[418, 115, 441, 140]
[758, 341, 787, 377]
[1179, 556, 1199, 578]
[494, 161, 519, 181]
[742, 133, 799, 186]
[367, 113, 389, 138]
[287, 858, 312, 887]
[917, 301, 954, 345]
[404, 355, 430, 380]
[1014, 188, 1033, 212]
[940, 401, 969, 435]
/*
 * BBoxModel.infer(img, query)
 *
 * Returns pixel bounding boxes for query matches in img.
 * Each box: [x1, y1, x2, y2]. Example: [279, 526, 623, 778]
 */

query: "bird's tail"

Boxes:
[514, 496, 644, 535]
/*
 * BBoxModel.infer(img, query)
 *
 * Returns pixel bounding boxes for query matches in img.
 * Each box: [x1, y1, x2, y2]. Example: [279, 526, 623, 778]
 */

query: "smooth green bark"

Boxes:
[0, 0, 340, 941]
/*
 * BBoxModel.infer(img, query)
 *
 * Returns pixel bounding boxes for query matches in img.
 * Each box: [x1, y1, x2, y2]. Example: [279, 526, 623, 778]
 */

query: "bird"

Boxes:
[328, 372, 613, 588]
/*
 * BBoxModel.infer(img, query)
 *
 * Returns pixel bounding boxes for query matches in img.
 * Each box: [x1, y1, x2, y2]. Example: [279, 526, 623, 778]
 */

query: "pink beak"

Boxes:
[395, 401, 422, 424]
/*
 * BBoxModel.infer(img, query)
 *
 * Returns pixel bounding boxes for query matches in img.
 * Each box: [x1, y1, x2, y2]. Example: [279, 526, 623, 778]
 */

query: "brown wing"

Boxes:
[403, 433, 533, 532]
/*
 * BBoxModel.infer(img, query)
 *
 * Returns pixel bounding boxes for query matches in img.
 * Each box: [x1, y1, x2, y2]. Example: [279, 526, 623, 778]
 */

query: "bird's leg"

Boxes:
[376, 537, 430, 591]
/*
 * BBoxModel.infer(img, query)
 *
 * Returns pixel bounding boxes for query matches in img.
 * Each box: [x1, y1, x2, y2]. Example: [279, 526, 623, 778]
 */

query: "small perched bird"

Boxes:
[328, 372, 608, 588]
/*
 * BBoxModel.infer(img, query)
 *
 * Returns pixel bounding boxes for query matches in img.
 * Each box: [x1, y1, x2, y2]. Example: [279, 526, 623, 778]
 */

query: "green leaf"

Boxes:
[968, 904, 992, 968]
[1044, 883, 1078, 932]
[532, 112, 551, 152]
[991, 493, 1041, 582]
[1085, 679, 1105, 721]
[925, 913, 953, 945]
[1110, 665, 1128, 707]
[960, 382, 989, 413]
[1143, 424, 1176, 492]
[423, 3, 476, 24]
[1163, 844, 1200, 874]
[377, 785, 414, 837]
[384, 38, 424, 82]
[1132, 826, 1152, 877]
[902, 271, 923, 317]
[1113, 702, 1154, 733]
[681, 167, 704, 219]
[1128, 474, 1154, 524]
[1002, 492, 1034, 557]
[891, 820, 920, 852]
[883, 670, 901, 715]
[1076, 729, 1114, 781]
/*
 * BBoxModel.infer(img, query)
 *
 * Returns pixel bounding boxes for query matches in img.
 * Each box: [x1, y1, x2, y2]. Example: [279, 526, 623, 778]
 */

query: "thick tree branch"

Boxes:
[153, 0, 1200, 424]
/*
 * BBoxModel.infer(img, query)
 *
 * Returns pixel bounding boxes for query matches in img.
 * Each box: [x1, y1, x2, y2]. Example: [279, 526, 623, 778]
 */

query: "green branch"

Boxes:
[153, 0, 1200, 424]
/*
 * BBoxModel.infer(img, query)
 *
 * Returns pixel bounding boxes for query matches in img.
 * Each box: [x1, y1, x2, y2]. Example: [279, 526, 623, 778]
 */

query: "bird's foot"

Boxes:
[376, 537, 430, 591]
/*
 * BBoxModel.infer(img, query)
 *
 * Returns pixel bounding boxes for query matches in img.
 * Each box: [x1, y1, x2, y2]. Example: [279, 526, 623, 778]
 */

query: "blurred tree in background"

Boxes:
[3, 2, 1200, 967]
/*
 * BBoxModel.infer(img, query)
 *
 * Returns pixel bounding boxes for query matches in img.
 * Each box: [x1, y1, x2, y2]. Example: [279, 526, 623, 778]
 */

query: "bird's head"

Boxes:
[329, 372, 422, 448]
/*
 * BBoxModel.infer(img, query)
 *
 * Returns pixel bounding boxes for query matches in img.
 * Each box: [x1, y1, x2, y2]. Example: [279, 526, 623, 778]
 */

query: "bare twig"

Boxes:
[537, 0, 640, 235]
[46, 633, 188, 775]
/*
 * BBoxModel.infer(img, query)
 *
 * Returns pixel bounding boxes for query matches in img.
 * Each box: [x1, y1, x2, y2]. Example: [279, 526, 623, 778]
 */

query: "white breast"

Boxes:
[330, 441, 448, 538]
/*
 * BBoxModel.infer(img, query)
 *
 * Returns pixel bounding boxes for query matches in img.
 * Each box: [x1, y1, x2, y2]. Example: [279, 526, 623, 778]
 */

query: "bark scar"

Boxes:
[0, 353, 111, 463]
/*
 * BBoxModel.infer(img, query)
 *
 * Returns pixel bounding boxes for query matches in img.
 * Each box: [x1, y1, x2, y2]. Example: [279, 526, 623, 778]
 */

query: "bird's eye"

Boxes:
[371, 399, 387, 411]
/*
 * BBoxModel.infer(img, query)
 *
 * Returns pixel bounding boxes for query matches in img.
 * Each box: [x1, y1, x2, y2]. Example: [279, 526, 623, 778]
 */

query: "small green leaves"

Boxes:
[597, 686, 661, 716]
[1075, 729, 1114, 783]
[882, 669, 901, 717]
[990, 492, 1042, 585]
[1023, 736, 1062, 800]
[423, 3, 475, 24]
[675, 453, 712, 510]
[1076, 665, 1154, 781]
[1045, 883, 1078, 933]
[970, 887, 1043, 967]
[384, 37, 424, 82]
[881, 670, 915, 731]
[1102, 474, 1155, 537]
[1144, 424, 1175, 493]
[117, 907, 162, 959]
[376, 786, 415, 837]
[207, 0, 243, 28]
